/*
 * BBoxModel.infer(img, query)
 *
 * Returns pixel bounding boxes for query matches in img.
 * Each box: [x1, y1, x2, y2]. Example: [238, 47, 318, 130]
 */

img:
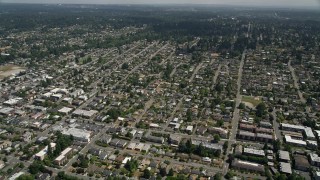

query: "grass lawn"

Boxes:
[241, 96, 262, 107]
[0, 65, 25, 79]
[0, 64, 15, 71]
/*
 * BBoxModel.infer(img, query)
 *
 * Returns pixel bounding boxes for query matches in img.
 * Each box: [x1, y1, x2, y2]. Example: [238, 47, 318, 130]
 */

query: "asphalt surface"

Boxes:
[222, 49, 246, 175]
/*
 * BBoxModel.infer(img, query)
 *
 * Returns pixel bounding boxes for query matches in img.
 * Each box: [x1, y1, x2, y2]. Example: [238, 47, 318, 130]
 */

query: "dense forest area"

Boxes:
[0, 4, 320, 62]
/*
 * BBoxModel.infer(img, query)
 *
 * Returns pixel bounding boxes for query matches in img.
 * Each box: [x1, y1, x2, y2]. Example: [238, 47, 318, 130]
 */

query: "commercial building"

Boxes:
[231, 159, 265, 173]
[281, 123, 315, 140]
[278, 150, 290, 162]
[235, 145, 243, 155]
[9, 172, 25, 180]
[0, 160, 4, 169]
[169, 134, 181, 146]
[51, 93, 63, 101]
[279, 162, 292, 174]
[34, 143, 56, 161]
[72, 109, 98, 118]
[305, 127, 316, 140]
[0, 107, 14, 116]
[284, 135, 307, 147]
[207, 127, 228, 138]
[239, 124, 256, 132]
[58, 107, 73, 115]
[109, 138, 128, 148]
[307, 140, 318, 149]
[191, 139, 222, 152]
[3, 97, 23, 106]
[237, 130, 255, 141]
[294, 155, 310, 171]
[54, 147, 73, 166]
[310, 153, 320, 167]
[256, 127, 273, 134]
[62, 128, 92, 142]
[314, 171, 320, 180]
[186, 126, 193, 133]
[142, 144, 151, 152]
[256, 133, 273, 143]
[144, 135, 165, 144]
[127, 142, 136, 150]
[243, 148, 265, 157]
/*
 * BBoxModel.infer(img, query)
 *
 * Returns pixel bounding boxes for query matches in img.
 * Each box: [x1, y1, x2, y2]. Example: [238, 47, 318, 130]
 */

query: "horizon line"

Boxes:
[0, 2, 319, 10]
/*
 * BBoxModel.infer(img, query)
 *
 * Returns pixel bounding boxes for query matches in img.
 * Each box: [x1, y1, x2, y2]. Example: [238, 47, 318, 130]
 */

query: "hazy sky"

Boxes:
[1, 0, 320, 8]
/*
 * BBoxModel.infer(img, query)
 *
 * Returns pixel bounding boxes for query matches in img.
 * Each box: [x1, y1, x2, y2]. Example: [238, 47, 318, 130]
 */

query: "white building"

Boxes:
[284, 135, 307, 147]
[54, 147, 73, 166]
[62, 128, 92, 142]
[3, 97, 23, 106]
[34, 143, 56, 161]
[58, 107, 73, 115]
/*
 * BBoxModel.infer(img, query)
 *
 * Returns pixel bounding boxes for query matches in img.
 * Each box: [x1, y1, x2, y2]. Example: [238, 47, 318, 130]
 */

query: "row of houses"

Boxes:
[127, 142, 151, 152]
[237, 130, 274, 143]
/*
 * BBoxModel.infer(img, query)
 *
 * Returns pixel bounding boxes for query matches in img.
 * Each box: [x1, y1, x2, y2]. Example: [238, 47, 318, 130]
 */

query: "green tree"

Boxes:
[239, 103, 245, 109]
[214, 173, 222, 180]
[225, 171, 235, 179]
[114, 149, 120, 155]
[125, 132, 133, 139]
[216, 119, 224, 127]
[159, 167, 167, 177]
[29, 161, 45, 174]
[124, 160, 138, 173]
[18, 163, 25, 168]
[98, 57, 104, 64]
[273, 139, 281, 152]
[7, 168, 13, 174]
[143, 168, 151, 179]
[168, 168, 174, 176]
[47, 143, 53, 158]
[121, 62, 129, 69]
[256, 102, 267, 117]
[186, 109, 192, 122]
[17, 174, 34, 180]
[214, 134, 221, 142]
[163, 62, 173, 80]
[288, 173, 305, 180]
[215, 83, 224, 93]
[78, 155, 89, 168]
[86, 56, 92, 63]
[223, 141, 228, 151]
[274, 173, 287, 180]
[57, 171, 79, 180]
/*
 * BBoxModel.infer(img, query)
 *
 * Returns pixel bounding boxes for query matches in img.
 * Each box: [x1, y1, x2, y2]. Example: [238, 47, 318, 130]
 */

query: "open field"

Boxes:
[241, 96, 262, 107]
[0, 46, 12, 51]
[0, 65, 25, 79]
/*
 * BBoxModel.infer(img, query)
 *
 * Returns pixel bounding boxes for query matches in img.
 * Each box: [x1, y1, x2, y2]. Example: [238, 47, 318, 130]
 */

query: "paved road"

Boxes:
[272, 109, 282, 142]
[222, 49, 246, 175]
[9, 42, 160, 174]
[99, 145, 223, 176]
[62, 126, 107, 171]
[163, 62, 204, 131]
[115, 43, 170, 86]
[88, 41, 159, 89]
[189, 62, 204, 83]
[131, 98, 154, 127]
[212, 64, 222, 89]
[61, 43, 171, 170]
[160, 51, 175, 66]
[46, 165, 89, 180]
[288, 60, 306, 104]
[170, 62, 184, 78]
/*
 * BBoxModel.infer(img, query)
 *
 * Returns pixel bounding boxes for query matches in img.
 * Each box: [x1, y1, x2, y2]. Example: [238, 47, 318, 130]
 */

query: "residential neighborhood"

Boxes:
[0, 3, 320, 180]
